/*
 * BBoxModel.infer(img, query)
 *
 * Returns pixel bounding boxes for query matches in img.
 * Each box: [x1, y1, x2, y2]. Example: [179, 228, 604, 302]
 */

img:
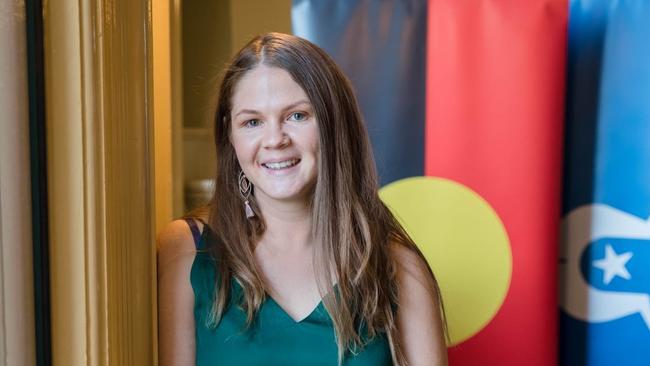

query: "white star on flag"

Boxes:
[592, 244, 633, 285]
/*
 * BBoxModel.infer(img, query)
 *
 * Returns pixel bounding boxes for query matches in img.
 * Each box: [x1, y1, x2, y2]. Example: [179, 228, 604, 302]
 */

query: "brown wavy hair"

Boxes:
[204, 32, 444, 365]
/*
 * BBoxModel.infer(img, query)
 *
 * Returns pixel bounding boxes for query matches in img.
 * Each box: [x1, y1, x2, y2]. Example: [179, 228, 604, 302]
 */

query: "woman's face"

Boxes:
[229, 65, 319, 205]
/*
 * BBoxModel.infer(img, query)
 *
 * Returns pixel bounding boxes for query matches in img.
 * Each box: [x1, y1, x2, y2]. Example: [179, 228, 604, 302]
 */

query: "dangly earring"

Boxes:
[238, 170, 255, 218]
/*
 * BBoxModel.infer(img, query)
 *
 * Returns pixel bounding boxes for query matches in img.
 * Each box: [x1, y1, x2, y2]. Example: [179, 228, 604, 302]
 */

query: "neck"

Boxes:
[254, 194, 313, 252]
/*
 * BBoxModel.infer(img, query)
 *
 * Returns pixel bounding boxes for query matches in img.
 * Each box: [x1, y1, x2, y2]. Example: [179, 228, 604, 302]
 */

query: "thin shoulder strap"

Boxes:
[183, 217, 203, 249]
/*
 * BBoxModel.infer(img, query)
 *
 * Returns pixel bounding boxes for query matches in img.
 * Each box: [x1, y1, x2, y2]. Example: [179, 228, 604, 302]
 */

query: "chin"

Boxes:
[265, 191, 307, 202]
[256, 185, 314, 203]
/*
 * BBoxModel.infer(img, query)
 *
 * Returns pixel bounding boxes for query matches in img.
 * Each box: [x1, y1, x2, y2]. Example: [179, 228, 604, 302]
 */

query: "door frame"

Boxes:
[43, 0, 160, 364]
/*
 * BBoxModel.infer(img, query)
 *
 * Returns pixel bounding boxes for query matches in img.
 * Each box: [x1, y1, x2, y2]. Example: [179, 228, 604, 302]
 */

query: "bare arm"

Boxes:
[157, 219, 201, 366]
[392, 244, 448, 366]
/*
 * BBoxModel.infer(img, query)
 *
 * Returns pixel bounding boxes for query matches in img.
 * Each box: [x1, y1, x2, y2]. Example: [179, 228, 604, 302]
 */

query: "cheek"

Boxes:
[306, 125, 320, 154]
[312, 135, 321, 162]
[311, 139, 320, 161]
[230, 134, 255, 159]
[229, 147, 250, 173]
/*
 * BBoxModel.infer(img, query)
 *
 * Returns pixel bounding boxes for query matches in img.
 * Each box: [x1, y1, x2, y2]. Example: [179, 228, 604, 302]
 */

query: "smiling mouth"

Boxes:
[262, 158, 300, 170]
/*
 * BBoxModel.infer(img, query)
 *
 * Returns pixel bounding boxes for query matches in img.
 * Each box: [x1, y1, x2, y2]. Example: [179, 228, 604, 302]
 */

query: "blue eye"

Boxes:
[245, 119, 261, 127]
[289, 112, 307, 121]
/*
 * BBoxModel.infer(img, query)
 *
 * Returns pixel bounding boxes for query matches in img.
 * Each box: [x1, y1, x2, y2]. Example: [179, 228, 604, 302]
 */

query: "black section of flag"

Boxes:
[292, 0, 427, 185]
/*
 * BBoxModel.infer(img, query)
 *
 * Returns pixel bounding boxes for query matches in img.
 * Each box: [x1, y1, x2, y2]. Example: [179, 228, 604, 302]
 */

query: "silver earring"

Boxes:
[238, 171, 255, 218]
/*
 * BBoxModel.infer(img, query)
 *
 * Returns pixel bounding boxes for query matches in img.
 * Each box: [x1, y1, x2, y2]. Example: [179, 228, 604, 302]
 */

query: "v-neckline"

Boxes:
[262, 282, 339, 324]
[265, 294, 325, 323]
[227, 275, 337, 324]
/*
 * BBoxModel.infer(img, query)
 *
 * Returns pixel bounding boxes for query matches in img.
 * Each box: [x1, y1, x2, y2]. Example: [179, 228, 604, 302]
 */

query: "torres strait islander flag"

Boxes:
[560, 1, 650, 365]
[293, 1, 567, 365]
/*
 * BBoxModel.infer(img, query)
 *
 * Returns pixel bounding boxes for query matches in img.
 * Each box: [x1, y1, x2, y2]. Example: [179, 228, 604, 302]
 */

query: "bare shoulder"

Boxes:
[157, 219, 202, 365]
[390, 243, 448, 366]
[157, 219, 203, 273]
[390, 243, 437, 293]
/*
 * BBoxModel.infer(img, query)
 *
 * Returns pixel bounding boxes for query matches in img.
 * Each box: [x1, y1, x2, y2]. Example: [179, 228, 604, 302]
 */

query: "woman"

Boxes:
[158, 32, 447, 366]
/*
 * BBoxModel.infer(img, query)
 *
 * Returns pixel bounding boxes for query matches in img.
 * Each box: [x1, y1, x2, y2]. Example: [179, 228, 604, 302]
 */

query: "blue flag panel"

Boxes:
[560, 1, 650, 365]
[292, 0, 427, 185]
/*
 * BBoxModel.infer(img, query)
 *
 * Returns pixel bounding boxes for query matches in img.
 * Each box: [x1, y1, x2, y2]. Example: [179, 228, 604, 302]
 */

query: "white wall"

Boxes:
[0, 0, 37, 364]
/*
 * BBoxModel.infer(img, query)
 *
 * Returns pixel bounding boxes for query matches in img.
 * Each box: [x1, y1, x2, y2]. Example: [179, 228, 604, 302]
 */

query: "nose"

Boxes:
[262, 120, 290, 149]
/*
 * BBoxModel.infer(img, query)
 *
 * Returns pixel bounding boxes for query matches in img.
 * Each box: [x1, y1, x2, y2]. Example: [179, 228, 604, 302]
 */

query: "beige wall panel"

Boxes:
[229, 0, 292, 52]
[0, 0, 37, 365]
[230, 0, 291, 54]
[182, 0, 231, 129]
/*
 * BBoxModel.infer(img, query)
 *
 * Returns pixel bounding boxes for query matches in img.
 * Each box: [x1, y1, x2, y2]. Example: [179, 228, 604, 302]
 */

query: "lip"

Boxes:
[260, 157, 301, 165]
[259, 158, 301, 174]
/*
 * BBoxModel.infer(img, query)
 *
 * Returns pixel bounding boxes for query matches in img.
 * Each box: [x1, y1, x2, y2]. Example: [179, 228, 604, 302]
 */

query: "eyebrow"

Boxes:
[233, 100, 312, 118]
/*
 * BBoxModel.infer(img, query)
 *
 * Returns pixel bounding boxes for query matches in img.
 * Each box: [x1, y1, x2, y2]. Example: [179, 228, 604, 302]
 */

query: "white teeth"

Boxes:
[263, 159, 299, 170]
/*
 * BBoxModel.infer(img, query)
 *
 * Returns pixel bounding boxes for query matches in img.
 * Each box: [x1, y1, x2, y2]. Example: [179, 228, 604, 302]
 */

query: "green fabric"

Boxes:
[191, 228, 392, 366]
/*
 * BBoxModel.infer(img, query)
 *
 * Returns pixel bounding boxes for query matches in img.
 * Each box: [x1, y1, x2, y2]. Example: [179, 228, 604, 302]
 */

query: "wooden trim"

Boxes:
[44, 0, 155, 364]
[44, 1, 87, 363]
[171, 0, 185, 219]
[153, 0, 174, 234]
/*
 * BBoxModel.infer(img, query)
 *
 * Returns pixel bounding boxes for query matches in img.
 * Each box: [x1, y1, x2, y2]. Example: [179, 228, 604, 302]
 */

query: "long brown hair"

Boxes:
[204, 32, 444, 365]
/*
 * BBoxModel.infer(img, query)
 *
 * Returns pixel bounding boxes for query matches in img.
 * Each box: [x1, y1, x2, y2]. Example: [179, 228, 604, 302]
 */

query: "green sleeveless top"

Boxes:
[189, 222, 393, 366]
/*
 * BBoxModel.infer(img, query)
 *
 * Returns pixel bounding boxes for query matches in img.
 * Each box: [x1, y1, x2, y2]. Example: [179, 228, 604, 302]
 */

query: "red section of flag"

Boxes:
[425, 1, 567, 365]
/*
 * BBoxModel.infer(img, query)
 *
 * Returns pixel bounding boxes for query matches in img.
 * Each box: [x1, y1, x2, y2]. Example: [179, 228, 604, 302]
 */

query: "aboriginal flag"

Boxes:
[293, 1, 567, 365]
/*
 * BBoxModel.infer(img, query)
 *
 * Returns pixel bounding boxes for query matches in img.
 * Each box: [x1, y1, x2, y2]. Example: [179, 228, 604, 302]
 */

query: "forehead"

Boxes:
[231, 65, 310, 113]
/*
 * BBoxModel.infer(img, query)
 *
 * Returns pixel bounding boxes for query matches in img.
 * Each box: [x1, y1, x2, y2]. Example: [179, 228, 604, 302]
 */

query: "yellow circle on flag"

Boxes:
[379, 176, 512, 345]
